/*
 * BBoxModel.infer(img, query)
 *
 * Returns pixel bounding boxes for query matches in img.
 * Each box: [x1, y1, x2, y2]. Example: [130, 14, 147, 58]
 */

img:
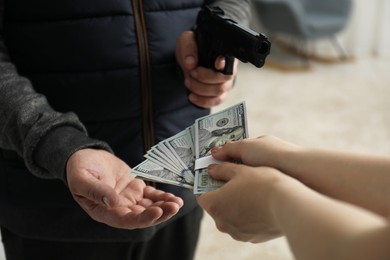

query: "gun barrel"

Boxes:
[195, 6, 271, 73]
[223, 21, 271, 67]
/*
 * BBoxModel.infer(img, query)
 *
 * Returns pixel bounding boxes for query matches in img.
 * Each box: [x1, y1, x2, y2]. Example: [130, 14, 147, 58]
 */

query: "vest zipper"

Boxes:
[131, 0, 155, 153]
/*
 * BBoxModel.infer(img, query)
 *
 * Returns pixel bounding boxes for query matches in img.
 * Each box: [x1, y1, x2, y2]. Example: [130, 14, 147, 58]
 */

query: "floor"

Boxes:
[1, 56, 390, 259]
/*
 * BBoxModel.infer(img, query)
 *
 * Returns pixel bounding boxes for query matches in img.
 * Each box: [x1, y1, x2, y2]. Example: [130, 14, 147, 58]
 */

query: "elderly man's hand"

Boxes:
[66, 148, 183, 229]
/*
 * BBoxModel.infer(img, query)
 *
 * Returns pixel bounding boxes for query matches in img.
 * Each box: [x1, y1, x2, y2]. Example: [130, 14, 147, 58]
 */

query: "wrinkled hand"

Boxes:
[197, 163, 285, 243]
[66, 148, 183, 229]
[211, 135, 300, 168]
[176, 30, 237, 108]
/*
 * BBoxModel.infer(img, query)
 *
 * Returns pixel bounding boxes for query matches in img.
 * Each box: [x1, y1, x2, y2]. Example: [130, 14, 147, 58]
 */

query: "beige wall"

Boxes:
[344, 0, 390, 57]
[250, 0, 390, 58]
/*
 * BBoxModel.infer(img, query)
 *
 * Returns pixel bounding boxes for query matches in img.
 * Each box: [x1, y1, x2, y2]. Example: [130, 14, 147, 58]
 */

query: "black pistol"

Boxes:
[194, 5, 271, 75]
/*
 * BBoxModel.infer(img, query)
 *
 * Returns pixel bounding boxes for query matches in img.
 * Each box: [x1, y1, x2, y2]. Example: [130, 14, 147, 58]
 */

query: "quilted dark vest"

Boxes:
[0, 0, 208, 241]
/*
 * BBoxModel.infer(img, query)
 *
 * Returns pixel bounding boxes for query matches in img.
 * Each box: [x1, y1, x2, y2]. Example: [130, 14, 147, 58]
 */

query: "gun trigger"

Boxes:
[223, 56, 234, 75]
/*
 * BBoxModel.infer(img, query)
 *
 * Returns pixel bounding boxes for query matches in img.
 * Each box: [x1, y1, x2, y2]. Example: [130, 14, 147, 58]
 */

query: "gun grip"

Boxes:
[222, 56, 234, 75]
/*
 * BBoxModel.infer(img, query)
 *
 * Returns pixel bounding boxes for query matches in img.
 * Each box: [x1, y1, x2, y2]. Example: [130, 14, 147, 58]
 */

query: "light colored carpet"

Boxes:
[194, 56, 390, 260]
[1, 56, 389, 260]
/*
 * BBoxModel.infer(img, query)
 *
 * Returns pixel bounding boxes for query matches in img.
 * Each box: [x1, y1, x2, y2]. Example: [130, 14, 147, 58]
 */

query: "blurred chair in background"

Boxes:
[252, 0, 353, 65]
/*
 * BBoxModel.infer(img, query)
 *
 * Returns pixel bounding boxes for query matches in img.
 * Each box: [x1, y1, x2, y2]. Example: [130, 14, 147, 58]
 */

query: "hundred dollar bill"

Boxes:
[147, 145, 182, 173]
[132, 102, 248, 194]
[159, 142, 185, 171]
[193, 168, 225, 194]
[144, 153, 179, 175]
[194, 102, 248, 193]
[164, 129, 195, 183]
[195, 102, 248, 159]
[132, 159, 193, 188]
[187, 126, 195, 151]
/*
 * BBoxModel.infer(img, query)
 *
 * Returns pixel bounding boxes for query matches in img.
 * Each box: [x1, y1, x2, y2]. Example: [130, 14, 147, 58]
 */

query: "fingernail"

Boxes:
[185, 56, 196, 68]
[217, 58, 226, 70]
[211, 146, 222, 154]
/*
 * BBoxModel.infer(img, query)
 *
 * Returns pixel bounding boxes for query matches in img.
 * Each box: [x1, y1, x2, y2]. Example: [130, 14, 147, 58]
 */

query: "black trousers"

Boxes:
[1, 206, 203, 260]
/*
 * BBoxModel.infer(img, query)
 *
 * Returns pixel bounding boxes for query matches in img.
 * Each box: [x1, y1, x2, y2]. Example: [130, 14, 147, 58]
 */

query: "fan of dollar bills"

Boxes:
[132, 102, 248, 194]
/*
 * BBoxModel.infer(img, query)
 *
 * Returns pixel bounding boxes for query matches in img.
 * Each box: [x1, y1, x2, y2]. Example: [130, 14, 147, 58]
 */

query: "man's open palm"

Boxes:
[66, 148, 183, 229]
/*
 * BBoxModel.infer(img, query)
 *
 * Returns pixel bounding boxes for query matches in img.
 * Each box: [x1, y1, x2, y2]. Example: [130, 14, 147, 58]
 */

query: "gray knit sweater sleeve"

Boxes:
[0, 1, 112, 182]
[207, 0, 252, 26]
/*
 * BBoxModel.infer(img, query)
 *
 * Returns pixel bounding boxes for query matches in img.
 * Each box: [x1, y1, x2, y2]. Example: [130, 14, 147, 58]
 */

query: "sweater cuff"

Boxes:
[32, 126, 112, 183]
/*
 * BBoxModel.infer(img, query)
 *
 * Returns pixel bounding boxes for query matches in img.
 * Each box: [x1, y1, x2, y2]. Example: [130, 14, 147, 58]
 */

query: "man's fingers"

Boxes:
[91, 206, 161, 229]
[189, 66, 233, 85]
[176, 31, 198, 70]
[76, 197, 181, 230]
[143, 186, 184, 208]
[133, 207, 164, 227]
[215, 56, 226, 71]
[109, 203, 181, 229]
